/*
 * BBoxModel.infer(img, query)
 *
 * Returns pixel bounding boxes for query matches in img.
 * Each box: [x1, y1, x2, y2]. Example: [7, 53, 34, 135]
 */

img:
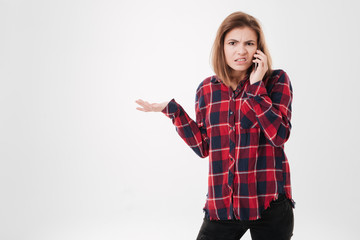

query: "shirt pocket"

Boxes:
[239, 99, 259, 129]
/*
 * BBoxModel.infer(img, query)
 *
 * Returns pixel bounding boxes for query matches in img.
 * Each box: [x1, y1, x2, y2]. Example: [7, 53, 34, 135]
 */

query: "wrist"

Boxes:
[250, 78, 261, 85]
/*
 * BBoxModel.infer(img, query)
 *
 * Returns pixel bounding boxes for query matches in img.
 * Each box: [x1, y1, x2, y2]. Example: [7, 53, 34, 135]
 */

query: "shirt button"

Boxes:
[229, 111, 233, 115]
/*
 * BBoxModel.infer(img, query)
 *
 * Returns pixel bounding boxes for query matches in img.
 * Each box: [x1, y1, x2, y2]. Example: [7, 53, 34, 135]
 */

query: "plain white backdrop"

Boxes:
[1, 0, 359, 239]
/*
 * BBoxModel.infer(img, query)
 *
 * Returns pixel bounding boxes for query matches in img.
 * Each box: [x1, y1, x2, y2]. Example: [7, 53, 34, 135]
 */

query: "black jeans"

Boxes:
[196, 195, 294, 240]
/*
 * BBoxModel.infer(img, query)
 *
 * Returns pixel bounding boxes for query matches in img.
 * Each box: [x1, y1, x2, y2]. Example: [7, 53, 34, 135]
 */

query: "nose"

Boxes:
[236, 45, 247, 55]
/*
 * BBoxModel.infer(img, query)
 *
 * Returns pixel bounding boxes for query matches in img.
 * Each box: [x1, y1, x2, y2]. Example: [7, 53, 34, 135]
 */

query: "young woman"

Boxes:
[136, 11, 294, 240]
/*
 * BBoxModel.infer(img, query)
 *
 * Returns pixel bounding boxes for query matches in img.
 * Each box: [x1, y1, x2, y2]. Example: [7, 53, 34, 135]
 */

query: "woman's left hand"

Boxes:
[250, 49, 268, 85]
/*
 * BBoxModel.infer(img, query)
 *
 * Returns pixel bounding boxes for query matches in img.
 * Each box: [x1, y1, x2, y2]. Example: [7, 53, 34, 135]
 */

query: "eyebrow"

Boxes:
[226, 39, 256, 43]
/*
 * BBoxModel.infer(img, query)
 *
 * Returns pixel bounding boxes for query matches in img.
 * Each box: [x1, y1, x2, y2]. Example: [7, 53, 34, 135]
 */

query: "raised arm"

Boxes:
[246, 70, 293, 147]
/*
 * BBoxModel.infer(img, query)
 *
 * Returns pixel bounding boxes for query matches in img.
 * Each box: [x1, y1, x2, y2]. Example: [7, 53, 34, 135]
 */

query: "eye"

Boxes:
[228, 41, 236, 46]
[247, 42, 255, 46]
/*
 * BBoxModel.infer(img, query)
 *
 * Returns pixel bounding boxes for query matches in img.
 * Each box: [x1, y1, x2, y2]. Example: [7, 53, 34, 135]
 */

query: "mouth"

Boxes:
[235, 58, 246, 62]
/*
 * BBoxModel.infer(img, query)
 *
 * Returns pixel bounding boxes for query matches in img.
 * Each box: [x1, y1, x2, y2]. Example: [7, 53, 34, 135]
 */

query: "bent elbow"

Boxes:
[192, 146, 209, 158]
[199, 152, 209, 158]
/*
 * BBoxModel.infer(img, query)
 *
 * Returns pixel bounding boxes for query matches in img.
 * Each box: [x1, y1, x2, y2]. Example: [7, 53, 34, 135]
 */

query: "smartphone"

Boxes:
[253, 49, 259, 71]
[253, 62, 258, 71]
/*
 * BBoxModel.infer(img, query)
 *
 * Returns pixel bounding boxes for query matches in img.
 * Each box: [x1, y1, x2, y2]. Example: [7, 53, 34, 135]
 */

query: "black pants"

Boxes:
[196, 195, 294, 240]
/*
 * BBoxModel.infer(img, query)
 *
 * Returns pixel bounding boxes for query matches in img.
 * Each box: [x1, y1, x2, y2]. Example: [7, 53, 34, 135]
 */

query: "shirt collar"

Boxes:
[211, 74, 250, 86]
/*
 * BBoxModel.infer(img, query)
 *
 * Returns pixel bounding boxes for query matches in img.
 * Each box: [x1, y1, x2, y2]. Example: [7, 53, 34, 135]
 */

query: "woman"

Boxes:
[136, 11, 294, 240]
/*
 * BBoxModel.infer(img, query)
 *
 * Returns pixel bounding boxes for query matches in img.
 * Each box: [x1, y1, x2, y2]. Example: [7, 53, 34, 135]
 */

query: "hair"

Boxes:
[211, 11, 273, 86]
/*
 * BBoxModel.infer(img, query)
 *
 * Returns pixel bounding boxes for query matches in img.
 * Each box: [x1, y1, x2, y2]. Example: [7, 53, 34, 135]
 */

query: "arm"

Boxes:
[246, 70, 293, 147]
[135, 97, 209, 158]
[161, 98, 209, 158]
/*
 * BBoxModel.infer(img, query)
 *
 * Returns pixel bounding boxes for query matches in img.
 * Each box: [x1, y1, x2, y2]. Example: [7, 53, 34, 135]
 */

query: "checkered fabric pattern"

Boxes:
[162, 69, 294, 221]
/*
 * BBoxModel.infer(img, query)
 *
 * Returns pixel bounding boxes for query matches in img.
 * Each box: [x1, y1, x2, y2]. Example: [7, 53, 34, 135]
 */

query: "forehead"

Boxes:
[224, 27, 257, 41]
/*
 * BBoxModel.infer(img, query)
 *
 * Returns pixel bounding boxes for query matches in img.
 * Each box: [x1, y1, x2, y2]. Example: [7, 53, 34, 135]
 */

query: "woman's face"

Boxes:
[224, 27, 258, 76]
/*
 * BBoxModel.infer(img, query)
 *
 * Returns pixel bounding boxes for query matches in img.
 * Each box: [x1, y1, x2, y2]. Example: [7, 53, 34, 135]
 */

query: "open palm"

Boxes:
[135, 99, 169, 112]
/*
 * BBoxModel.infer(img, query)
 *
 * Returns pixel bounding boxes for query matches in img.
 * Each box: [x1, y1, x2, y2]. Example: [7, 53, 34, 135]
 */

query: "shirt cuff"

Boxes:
[246, 80, 267, 97]
[161, 98, 179, 119]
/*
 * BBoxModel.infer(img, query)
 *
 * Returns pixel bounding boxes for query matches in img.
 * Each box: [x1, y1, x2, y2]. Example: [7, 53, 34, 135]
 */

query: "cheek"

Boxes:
[224, 47, 233, 62]
[250, 49, 256, 57]
[251, 46, 258, 56]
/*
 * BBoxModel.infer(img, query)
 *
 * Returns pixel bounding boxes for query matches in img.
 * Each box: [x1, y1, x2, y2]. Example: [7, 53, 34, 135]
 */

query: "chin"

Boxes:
[231, 65, 251, 72]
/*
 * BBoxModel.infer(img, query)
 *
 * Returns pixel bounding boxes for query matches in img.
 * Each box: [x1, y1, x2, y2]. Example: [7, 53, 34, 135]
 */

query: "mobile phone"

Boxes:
[253, 62, 258, 71]
[253, 50, 259, 71]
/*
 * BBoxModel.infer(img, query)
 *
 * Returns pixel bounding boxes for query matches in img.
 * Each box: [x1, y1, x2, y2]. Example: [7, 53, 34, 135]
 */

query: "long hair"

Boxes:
[211, 11, 273, 86]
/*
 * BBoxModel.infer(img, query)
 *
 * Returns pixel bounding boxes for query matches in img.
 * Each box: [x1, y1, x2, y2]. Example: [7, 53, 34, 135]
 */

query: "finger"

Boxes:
[256, 49, 265, 56]
[135, 99, 146, 106]
[136, 107, 146, 112]
[252, 59, 267, 68]
[255, 50, 267, 58]
[253, 53, 266, 61]
[253, 55, 267, 63]
[135, 99, 145, 103]
[136, 101, 153, 112]
[138, 100, 151, 108]
[143, 101, 154, 111]
[135, 101, 148, 109]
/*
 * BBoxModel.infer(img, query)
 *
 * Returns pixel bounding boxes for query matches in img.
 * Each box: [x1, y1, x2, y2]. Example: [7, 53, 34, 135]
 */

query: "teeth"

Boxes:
[235, 58, 246, 62]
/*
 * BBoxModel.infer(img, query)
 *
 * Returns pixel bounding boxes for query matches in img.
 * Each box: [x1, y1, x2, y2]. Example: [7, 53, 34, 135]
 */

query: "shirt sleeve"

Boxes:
[246, 70, 293, 147]
[161, 98, 209, 158]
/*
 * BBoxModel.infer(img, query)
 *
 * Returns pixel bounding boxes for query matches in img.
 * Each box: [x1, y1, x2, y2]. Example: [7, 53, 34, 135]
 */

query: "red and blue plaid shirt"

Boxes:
[162, 69, 294, 221]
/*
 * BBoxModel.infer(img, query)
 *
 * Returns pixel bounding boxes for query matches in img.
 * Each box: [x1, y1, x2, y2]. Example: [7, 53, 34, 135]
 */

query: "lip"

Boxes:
[234, 58, 247, 65]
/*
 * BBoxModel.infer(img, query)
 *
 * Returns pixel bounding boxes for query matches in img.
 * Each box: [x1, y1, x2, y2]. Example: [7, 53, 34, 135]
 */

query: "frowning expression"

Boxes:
[224, 27, 258, 74]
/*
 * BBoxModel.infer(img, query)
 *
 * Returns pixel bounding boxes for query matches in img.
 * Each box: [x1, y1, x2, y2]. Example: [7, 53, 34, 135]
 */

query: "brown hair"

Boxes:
[211, 11, 272, 86]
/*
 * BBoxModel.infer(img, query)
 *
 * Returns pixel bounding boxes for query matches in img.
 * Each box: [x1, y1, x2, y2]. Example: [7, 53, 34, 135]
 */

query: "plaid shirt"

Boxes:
[162, 69, 294, 221]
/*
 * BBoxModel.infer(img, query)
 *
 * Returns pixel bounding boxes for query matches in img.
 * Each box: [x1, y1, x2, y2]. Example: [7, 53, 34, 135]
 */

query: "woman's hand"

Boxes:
[135, 99, 169, 112]
[250, 49, 268, 85]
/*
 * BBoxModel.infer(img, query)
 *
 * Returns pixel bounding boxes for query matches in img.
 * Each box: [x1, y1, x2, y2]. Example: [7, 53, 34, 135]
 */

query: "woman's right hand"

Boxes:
[135, 99, 169, 112]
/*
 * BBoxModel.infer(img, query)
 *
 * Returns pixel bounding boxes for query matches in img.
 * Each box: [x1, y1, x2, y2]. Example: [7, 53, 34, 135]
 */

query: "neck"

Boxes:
[230, 71, 247, 84]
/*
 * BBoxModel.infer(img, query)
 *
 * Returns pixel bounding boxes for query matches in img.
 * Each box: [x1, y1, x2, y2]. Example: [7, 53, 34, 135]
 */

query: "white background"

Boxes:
[1, 0, 359, 239]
